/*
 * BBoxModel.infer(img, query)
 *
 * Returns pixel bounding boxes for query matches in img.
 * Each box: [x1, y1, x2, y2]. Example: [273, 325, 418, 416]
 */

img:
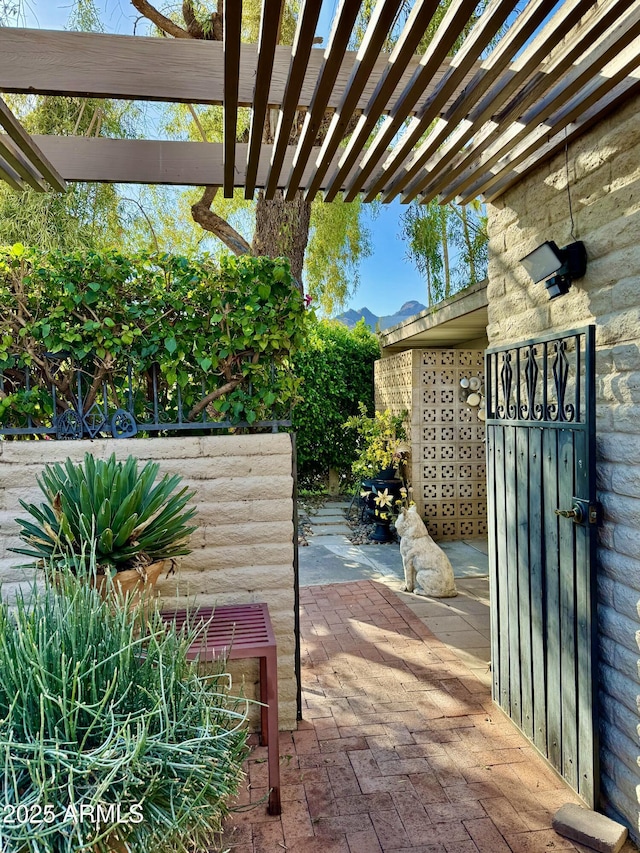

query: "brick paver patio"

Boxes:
[221, 579, 593, 852]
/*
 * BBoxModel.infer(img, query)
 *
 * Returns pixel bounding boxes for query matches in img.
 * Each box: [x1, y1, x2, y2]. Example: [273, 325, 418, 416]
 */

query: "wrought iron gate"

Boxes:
[485, 326, 599, 807]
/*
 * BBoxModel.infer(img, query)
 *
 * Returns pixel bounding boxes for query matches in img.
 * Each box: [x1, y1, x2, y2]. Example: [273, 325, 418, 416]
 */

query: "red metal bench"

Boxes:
[161, 602, 281, 815]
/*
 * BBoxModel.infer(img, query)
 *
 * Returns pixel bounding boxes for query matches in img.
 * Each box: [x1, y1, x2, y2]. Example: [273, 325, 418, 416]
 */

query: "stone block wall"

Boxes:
[375, 349, 487, 540]
[486, 92, 640, 839]
[0, 434, 298, 730]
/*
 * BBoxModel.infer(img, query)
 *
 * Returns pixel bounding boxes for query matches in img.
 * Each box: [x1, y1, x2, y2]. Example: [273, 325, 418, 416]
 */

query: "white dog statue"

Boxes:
[395, 506, 457, 598]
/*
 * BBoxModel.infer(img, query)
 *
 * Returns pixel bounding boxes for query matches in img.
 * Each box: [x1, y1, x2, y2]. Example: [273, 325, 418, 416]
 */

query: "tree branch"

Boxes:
[191, 188, 252, 256]
[188, 378, 242, 420]
[182, 0, 204, 38]
[130, 0, 191, 38]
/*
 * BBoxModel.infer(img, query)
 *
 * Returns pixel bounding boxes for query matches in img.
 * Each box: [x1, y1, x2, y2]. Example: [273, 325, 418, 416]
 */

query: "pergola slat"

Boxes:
[0, 153, 25, 192]
[0, 134, 47, 190]
[0, 97, 65, 191]
[340, 0, 482, 204]
[362, 0, 521, 204]
[411, 0, 637, 204]
[322, 0, 441, 203]
[284, 0, 362, 200]
[303, 0, 405, 201]
[398, 0, 597, 204]
[454, 44, 640, 204]
[379, 0, 561, 204]
[245, 0, 283, 199]
[481, 76, 640, 203]
[437, 10, 640, 204]
[30, 136, 346, 189]
[223, 0, 243, 197]
[264, 0, 322, 199]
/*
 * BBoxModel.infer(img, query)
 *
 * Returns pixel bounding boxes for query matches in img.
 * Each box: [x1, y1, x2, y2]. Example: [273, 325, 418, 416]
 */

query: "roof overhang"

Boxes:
[0, 0, 638, 202]
[379, 280, 488, 353]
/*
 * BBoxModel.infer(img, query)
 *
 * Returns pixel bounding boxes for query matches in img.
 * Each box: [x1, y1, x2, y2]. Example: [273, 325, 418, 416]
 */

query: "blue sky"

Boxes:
[18, 0, 429, 315]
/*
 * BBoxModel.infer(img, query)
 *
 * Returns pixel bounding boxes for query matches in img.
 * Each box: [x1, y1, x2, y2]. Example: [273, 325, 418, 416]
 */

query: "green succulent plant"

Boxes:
[12, 453, 197, 575]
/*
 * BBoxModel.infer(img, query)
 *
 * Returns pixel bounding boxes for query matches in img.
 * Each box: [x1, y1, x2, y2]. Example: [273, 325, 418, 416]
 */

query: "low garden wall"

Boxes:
[0, 433, 298, 730]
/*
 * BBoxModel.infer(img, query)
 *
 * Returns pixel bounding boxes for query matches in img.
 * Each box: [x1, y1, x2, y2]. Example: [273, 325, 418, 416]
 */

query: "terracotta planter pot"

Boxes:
[92, 560, 167, 608]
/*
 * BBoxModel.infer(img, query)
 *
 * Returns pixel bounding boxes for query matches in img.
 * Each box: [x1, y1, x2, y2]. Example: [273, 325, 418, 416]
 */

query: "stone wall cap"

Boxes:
[552, 803, 628, 853]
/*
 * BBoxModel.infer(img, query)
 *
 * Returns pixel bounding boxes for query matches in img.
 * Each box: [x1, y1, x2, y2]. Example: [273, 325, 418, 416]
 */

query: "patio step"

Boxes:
[311, 522, 352, 536]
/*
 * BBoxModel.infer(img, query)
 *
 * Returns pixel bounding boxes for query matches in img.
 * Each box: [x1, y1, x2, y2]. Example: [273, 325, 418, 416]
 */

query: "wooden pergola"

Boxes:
[0, 0, 639, 205]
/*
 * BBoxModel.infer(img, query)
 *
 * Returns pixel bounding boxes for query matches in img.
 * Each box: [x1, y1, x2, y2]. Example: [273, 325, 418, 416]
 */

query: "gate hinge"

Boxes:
[573, 498, 602, 525]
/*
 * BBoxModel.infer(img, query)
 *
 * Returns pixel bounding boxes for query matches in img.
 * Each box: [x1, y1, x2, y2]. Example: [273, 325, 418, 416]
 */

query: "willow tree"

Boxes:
[123, 0, 370, 312]
[400, 200, 488, 306]
[0, 2, 129, 250]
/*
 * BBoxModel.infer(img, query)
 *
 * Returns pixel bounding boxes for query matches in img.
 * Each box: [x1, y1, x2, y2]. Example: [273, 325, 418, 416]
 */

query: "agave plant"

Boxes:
[12, 453, 197, 575]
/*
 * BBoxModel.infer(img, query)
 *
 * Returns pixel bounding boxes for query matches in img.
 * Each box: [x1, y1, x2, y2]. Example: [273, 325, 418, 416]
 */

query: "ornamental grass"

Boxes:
[0, 569, 249, 853]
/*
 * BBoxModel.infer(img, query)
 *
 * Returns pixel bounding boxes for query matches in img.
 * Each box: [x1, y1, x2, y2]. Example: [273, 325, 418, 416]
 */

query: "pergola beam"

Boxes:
[0, 27, 451, 117]
[378, 0, 560, 203]
[481, 76, 640, 203]
[411, 0, 638, 204]
[0, 134, 47, 191]
[0, 153, 25, 192]
[454, 42, 640, 204]
[0, 0, 637, 207]
[30, 136, 348, 189]
[340, 0, 483, 203]
[438, 8, 640, 204]
[363, 0, 522, 203]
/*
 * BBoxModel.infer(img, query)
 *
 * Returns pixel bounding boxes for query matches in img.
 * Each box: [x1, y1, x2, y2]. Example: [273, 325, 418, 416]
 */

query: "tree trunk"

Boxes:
[440, 209, 450, 299]
[252, 190, 311, 289]
[460, 205, 476, 286]
[131, 1, 315, 289]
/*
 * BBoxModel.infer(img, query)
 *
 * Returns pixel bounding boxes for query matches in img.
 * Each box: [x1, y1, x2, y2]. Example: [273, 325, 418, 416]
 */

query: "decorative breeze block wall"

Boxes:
[0, 434, 297, 730]
[376, 349, 487, 541]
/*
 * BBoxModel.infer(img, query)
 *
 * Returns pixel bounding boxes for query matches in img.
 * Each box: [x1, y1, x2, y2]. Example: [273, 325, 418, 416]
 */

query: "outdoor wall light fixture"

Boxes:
[519, 240, 587, 299]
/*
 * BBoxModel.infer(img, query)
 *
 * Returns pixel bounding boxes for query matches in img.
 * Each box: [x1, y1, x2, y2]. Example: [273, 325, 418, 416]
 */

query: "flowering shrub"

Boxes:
[344, 403, 409, 480]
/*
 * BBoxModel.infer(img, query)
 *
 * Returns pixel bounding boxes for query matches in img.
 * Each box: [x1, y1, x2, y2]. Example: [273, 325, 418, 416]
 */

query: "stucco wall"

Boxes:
[375, 349, 487, 541]
[0, 434, 297, 730]
[486, 93, 640, 838]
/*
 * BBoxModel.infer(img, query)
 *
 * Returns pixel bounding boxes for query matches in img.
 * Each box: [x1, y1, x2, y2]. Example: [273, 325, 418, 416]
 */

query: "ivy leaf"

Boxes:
[199, 357, 213, 371]
[165, 337, 177, 354]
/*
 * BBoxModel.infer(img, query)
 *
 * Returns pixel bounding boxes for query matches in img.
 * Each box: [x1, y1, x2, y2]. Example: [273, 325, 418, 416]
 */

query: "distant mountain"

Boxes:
[335, 300, 426, 332]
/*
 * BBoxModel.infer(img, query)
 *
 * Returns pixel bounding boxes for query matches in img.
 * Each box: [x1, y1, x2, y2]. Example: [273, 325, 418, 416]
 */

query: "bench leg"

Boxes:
[262, 649, 281, 816]
[259, 657, 268, 746]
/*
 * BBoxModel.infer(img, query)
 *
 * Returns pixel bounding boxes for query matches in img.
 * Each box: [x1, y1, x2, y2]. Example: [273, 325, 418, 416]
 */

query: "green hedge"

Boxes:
[292, 319, 380, 486]
[0, 246, 308, 428]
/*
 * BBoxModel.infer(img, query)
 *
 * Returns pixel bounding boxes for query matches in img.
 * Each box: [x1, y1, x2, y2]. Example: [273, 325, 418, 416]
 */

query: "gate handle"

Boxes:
[555, 505, 583, 523]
